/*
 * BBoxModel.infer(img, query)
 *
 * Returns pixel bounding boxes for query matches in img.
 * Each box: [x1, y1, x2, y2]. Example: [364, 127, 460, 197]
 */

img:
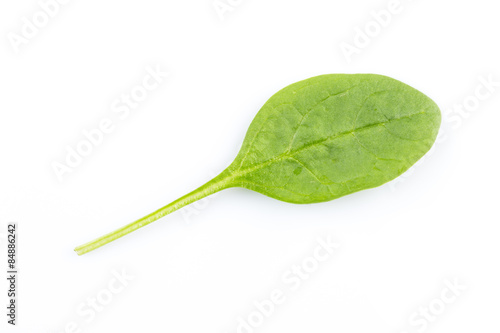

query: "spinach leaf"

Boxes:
[75, 74, 441, 255]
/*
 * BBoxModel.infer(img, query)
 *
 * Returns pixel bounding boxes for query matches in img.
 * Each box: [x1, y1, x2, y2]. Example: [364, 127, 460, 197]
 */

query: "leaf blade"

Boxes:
[229, 74, 441, 203]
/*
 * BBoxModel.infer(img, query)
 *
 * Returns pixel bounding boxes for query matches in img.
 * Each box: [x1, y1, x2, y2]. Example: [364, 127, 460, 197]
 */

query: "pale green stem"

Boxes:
[74, 172, 233, 255]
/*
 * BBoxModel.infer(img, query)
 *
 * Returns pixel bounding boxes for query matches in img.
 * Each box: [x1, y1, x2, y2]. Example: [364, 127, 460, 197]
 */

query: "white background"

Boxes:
[0, 0, 499, 332]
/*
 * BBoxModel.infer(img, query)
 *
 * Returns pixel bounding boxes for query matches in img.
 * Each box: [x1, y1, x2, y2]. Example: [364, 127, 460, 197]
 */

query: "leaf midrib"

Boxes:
[231, 111, 427, 183]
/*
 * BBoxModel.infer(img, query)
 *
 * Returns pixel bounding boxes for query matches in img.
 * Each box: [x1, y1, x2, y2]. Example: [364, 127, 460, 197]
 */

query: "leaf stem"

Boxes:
[74, 172, 233, 256]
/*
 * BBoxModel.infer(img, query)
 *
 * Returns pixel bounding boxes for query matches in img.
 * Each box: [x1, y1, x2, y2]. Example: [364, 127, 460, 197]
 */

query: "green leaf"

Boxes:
[227, 74, 441, 203]
[75, 74, 441, 255]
